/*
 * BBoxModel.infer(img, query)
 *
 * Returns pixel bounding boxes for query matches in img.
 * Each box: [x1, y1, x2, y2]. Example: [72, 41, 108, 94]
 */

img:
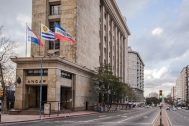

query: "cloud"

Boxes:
[145, 67, 168, 80]
[116, 0, 150, 18]
[152, 27, 163, 35]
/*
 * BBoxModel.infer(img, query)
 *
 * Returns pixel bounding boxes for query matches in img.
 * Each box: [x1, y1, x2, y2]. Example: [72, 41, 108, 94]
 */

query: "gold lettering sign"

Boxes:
[26, 80, 47, 84]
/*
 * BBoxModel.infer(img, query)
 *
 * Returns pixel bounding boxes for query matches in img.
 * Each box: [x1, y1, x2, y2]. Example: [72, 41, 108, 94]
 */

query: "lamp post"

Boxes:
[39, 51, 58, 119]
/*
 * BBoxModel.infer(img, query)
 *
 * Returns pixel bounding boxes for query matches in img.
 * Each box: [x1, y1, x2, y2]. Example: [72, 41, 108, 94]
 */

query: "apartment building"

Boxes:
[11, 0, 131, 111]
[175, 66, 189, 105]
[128, 46, 144, 102]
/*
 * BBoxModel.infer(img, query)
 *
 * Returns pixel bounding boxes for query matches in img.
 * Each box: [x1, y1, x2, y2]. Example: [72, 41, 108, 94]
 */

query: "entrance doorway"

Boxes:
[86, 102, 88, 110]
[60, 87, 72, 109]
[27, 86, 47, 108]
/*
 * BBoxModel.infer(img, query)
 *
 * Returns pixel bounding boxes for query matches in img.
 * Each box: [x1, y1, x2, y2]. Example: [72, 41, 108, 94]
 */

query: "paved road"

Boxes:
[166, 108, 189, 126]
[2, 108, 159, 126]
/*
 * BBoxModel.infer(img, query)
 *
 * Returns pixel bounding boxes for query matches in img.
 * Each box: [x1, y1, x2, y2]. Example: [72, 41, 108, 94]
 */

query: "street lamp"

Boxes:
[39, 51, 59, 119]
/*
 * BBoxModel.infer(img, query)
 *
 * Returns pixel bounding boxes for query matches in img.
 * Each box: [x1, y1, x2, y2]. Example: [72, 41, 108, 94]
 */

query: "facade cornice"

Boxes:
[103, 0, 131, 37]
[11, 56, 97, 75]
[128, 51, 145, 66]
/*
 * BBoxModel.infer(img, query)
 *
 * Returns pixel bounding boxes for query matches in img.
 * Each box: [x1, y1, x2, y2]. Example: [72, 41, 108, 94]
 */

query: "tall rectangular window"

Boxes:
[49, 21, 60, 32]
[49, 40, 60, 49]
[49, 21, 60, 49]
[50, 5, 61, 15]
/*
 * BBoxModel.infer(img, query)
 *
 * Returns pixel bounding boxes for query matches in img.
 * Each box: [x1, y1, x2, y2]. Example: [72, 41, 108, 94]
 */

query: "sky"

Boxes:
[1, 0, 189, 97]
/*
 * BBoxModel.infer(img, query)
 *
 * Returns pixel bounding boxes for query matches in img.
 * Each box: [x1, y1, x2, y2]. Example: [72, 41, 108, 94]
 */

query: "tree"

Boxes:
[90, 64, 135, 107]
[0, 26, 18, 113]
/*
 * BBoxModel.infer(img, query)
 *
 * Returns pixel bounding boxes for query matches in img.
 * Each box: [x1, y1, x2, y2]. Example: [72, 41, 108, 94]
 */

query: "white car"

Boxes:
[177, 107, 182, 110]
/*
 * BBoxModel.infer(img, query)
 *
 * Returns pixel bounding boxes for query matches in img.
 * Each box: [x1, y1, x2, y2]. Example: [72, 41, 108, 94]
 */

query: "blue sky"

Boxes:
[1, 0, 189, 97]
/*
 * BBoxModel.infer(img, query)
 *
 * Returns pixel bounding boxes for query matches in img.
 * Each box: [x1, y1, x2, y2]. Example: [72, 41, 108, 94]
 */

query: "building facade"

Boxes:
[148, 92, 158, 99]
[175, 66, 189, 105]
[128, 46, 144, 102]
[12, 0, 131, 111]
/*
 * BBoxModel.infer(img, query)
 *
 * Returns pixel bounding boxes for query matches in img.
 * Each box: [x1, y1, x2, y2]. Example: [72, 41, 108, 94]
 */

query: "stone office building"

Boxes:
[11, 0, 131, 111]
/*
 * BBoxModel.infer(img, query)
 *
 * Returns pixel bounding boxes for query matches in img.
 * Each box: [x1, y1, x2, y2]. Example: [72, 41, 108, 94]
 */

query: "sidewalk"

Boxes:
[0, 108, 142, 124]
[0, 111, 99, 124]
[153, 109, 169, 126]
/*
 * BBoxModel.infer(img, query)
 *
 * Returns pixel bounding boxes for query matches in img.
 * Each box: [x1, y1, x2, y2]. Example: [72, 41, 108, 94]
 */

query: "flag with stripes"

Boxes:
[28, 26, 44, 47]
[41, 24, 55, 41]
[54, 22, 76, 43]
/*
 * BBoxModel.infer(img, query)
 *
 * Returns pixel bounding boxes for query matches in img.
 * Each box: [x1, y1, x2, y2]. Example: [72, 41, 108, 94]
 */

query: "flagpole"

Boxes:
[26, 23, 27, 57]
[39, 22, 41, 56]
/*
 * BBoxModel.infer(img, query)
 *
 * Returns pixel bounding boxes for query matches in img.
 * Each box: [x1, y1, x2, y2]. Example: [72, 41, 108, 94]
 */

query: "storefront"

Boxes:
[11, 56, 97, 111]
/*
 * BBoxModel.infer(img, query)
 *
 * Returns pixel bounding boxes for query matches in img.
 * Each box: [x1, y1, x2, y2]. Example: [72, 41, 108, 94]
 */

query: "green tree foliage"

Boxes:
[146, 97, 160, 105]
[90, 64, 136, 105]
[164, 97, 173, 105]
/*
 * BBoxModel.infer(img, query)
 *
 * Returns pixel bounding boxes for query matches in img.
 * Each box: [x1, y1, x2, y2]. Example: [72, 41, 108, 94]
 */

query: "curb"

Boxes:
[0, 112, 100, 124]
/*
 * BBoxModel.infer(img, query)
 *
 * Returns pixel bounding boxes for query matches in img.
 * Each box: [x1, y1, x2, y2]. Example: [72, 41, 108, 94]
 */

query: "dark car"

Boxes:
[166, 107, 170, 110]
[185, 107, 189, 110]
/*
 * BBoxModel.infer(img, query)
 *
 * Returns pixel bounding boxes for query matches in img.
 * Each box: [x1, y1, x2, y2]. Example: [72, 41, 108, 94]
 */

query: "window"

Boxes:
[49, 21, 60, 32]
[49, 40, 60, 49]
[26, 69, 48, 76]
[61, 71, 72, 79]
[50, 5, 61, 15]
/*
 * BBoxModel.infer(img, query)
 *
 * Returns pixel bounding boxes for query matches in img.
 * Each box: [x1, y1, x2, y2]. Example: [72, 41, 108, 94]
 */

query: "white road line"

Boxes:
[99, 115, 107, 117]
[152, 111, 159, 125]
[85, 116, 112, 122]
[117, 111, 150, 123]
[165, 110, 172, 126]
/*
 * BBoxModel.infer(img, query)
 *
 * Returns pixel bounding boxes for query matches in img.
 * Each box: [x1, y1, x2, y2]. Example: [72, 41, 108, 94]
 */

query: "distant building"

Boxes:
[175, 66, 189, 105]
[128, 46, 144, 102]
[148, 92, 158, 99]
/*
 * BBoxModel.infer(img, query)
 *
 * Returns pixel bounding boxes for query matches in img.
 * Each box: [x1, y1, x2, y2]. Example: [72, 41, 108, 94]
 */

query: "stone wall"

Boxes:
[31, 0, 47, 56]
[76, 0, 100, 70]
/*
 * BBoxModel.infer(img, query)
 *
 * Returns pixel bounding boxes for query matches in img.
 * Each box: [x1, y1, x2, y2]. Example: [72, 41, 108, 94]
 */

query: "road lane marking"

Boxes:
[85, 116, 112, 122]
[165, 109, 172, 126]
[99, 115, 107, 117]
[117, 111, 150, 123]
[151, 111, 159, 125]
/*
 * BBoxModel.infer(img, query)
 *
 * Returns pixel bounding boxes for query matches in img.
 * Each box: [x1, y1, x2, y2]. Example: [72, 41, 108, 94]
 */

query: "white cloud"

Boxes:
[144, 67, 169, 80]
[152, 27, 163, 35]
[17, 15, 31, 28]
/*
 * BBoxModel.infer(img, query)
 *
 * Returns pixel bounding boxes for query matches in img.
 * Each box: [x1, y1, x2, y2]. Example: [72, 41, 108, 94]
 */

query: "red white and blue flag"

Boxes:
[54, 22, 76, 44]
[27, 26, 44, 47]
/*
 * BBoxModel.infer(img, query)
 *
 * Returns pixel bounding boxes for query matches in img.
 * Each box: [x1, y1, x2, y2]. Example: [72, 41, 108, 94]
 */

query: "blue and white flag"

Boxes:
[28, 26, 43, 47]
[41, 24, 55, 41]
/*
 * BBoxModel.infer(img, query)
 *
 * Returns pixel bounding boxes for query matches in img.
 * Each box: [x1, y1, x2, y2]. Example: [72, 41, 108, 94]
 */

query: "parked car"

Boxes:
[185, 107, 189, 110]
[172, 107, 176, 111]
[166, 107, 170, 110]
[177, 107, 182, 110]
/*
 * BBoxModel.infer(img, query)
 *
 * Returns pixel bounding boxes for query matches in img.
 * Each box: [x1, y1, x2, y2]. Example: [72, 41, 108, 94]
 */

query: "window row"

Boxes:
[27, 69, 48, 76]
[61, 71, 72, 79]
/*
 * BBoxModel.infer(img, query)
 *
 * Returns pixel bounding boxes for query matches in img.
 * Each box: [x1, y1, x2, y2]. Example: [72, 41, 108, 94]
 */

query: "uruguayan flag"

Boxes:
[41, 24, 55, 41]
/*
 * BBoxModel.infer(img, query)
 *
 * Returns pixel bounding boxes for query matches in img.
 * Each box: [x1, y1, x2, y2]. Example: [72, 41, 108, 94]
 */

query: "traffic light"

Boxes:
[0, 88, 4, 97]
[159, 90, 163, 99]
